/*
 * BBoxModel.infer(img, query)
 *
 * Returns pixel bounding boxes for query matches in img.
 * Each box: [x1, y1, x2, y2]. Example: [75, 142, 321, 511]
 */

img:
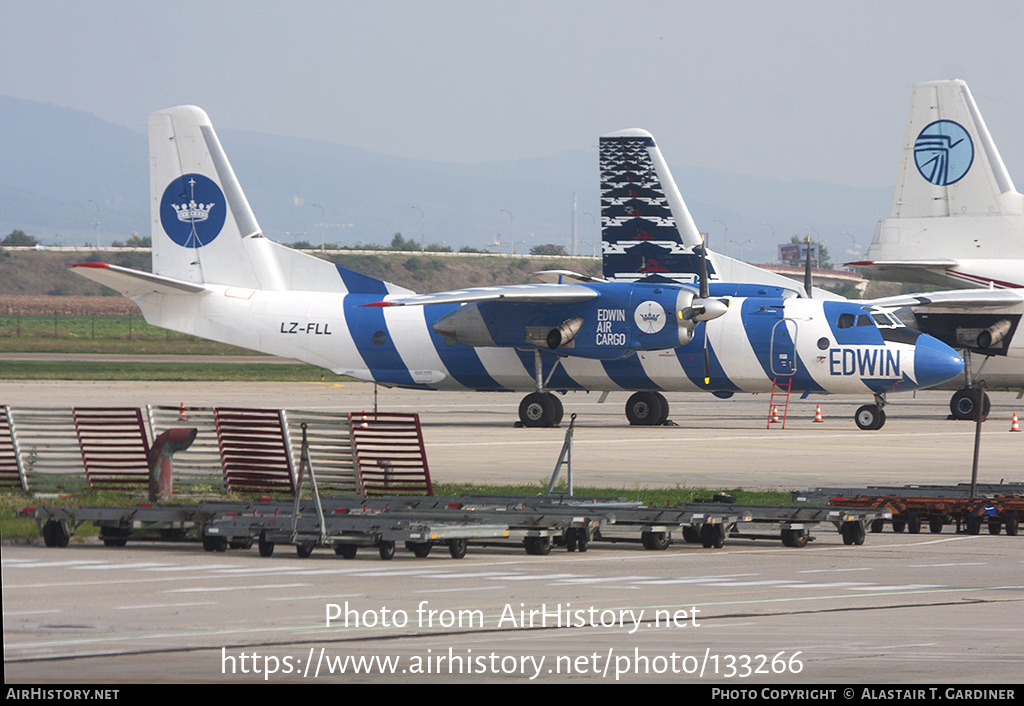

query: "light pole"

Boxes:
[713, 219, 727, 249]
[411, 206, 424, 252]
[311, 203, 325, 252]
[500, 209, 514, 254]
[583, 211, 597, 257]
[729, 238, 753, 261]
[761, 221, 775, 262]
[89, 199, 101, 249]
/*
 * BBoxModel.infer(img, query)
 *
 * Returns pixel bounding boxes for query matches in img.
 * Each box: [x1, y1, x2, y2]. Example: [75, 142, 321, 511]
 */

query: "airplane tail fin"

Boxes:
[892, 79, 1023, 218]
[600, 129, 835, 297]
[149, 105, 408, 295]
[599, 129, 706, 283]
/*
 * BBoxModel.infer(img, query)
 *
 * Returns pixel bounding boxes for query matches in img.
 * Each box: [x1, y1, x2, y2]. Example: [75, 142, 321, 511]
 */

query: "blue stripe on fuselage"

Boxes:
[599, 352, 661, 391]
[673, 324, 741, 392]
[336, 265, 391, 295]
[422, 305, 509, 391]
[513, 348, 583, 390]
[344, 294, 421, 387]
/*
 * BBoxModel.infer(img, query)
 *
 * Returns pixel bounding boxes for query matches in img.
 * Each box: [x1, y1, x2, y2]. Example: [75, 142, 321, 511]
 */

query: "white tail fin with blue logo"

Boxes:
[149, 105, 408, 295]
[892, 79, 1022, 219]
[858, 80, 1024, 289]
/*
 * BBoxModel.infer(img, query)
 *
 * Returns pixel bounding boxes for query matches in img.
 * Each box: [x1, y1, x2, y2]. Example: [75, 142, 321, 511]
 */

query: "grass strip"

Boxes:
[0, 360, 347, 382]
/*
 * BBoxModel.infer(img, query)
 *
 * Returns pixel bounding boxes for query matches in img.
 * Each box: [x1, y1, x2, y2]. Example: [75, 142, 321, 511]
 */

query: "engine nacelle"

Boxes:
[546, 316, 584, 349]
[977, 319, 1011, 349]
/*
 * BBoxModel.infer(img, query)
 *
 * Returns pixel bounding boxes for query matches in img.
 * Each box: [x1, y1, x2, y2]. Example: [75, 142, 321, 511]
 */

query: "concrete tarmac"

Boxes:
[3, 381, 1024, 684]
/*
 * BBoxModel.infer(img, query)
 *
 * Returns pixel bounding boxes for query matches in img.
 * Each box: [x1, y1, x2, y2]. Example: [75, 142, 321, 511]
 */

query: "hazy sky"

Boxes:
[4, 0, 1023, 189]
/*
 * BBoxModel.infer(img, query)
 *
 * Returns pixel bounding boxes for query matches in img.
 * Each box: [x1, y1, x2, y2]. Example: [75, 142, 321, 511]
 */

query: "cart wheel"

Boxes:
[700, 524, 725, 549]
[448, 538, 468, 559]
[565, 529, 578, 552]
[43, 520, 69, 548]
[577, 529, 589, 553]
[781, 529, 809, 548]
[258, 531, 274, 557]
[101, 528, 130, 547]
[335, 545, 357, 559]
[869, 519, 884, 533]
[988, 521, 1002, 535]
[891, 521, 905, 533]
[965, 514, 981, 535]
[928, 516, 944, 534]
[1005, 511, 1019, 536]
[681, 526, 701, 543]
[296, 543, 314, 558]
[641, 531, 671, 550]
[379, 540, 396, 560]
[524, 536, 552, 555]
[406, 542, 432, 558]
[841, 521, 865, 545]
[906, 509, 921, 534]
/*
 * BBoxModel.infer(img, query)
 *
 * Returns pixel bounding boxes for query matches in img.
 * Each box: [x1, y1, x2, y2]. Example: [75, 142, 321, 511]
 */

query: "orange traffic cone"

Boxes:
[813, 404, 823, 423]
[769, 405, 780, 424]
[1011, 413, 1021, 432]
[178, 402, 187, 421]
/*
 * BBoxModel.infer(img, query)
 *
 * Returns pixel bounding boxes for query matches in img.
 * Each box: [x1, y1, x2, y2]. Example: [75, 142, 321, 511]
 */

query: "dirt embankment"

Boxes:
[0, 249, 602, 314]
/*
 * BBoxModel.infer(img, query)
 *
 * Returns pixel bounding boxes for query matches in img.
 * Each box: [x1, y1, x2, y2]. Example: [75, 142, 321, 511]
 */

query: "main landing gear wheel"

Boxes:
[854, 404, 886, 430]
[518, 392, 562, 427]
[949, 388, 991, 420]
[625, 391, 669, 426]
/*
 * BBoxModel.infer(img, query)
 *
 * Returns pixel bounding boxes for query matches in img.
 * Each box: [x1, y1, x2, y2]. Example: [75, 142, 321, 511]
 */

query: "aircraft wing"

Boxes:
[364, 283, 601, 307]
[71, 262, 208, 297]
[869, 289, 1024, 310]
[847, 259, 959, 269]
[532, 270, 608, 284]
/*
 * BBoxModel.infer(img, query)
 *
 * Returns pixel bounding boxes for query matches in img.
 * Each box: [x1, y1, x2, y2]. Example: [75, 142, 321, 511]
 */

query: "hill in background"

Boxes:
[0, 95, 892, 264]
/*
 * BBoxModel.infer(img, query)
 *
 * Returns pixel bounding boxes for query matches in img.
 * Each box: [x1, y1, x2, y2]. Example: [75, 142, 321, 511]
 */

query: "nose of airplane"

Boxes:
[914, 334, 965, 389]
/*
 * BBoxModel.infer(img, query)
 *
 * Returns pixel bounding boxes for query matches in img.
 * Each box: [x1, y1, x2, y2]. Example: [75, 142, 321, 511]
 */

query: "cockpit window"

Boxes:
[837, 313, 855, 329]
[871, 312, 902, 328]
[857, 315, 872, 327]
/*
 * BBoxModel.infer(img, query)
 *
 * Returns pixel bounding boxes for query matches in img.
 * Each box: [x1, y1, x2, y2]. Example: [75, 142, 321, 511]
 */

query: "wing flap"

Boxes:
[362, 283, 599, 308]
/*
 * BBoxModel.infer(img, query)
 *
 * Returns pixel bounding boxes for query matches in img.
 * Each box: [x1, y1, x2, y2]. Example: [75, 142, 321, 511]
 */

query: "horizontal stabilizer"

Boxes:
[70, 262, 208, 297]
[363, 283, 600, 307]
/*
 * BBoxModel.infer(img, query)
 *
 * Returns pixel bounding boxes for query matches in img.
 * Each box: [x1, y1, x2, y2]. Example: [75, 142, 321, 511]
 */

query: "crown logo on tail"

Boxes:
[172, 199, 214, 223]
[171, 177, 215, 223]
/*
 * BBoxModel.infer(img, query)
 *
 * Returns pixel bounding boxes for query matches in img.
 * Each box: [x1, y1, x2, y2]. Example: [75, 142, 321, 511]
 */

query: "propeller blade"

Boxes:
[804, 236, 813, 298]
[703, 333, 710, 385]
[698, 241, 709, 299]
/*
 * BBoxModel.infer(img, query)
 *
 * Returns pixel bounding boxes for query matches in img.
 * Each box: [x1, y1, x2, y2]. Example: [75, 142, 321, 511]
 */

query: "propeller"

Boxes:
[677, 240, 729, 384]
[803, 236, 813, 298]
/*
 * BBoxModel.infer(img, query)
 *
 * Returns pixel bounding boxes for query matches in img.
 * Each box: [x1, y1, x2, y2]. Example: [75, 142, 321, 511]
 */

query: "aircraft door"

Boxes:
[771, 319, 797, 376]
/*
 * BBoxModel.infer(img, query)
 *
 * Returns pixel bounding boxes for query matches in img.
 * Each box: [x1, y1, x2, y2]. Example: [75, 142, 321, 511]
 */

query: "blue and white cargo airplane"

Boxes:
[71, 106, 964, 430]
